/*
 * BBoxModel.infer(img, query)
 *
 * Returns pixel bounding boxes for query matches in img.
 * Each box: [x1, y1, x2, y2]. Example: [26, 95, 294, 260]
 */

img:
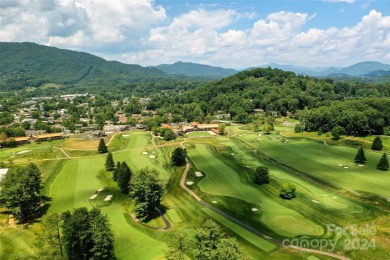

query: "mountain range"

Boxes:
[1, 42, 389, 90]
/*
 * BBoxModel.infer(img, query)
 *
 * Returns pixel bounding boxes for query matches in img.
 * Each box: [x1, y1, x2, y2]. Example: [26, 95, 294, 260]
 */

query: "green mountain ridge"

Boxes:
[151, 61, 238, 78]
[0, 42, 167, 90]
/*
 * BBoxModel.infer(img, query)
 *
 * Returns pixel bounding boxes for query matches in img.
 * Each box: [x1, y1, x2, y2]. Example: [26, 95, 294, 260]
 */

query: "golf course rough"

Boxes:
[187, 144, 324, 237]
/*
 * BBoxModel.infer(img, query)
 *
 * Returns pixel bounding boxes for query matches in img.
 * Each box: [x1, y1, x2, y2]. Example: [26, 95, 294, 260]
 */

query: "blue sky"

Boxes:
[1, 0, 389, 68]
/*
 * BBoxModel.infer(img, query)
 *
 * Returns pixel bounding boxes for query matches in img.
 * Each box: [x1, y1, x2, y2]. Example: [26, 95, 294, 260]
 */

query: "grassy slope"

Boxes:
[187, 143, 323, 237]
[238, 134, 390, 198]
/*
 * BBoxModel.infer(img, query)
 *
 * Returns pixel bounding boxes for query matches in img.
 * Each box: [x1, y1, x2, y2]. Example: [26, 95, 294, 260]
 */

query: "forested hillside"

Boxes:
[0, 42, 167, 90]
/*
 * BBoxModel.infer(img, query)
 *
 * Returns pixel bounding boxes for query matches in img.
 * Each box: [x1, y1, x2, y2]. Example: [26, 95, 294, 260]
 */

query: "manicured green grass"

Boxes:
[216, 136, 363, 213]
[0, 144, 64, 164]
[238, 135, 390, 198]
[166, 209, 183, 223]
[187, 144, 324, 237]
[47, 155, 168, 259]
[186, 131, 213, 138]
[100, 204, 167, 259]
[202, 208, 277, 252]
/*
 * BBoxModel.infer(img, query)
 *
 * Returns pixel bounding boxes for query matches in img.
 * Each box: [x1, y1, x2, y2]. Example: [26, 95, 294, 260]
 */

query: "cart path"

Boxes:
[129, 207, 171, 231]
[179, 159, 350, 260]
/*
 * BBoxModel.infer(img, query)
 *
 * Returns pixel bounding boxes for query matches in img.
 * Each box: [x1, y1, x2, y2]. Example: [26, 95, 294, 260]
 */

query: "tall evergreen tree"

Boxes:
[171, 147, 186, 166]
[90, 214, 115, 259]
[129, 168, 164, 221]
[61, 207, 115, 260]
[98, 138, 108, 154]
[113, 161, 121, 181]
[371, 136, 383, 151]
[117, 162, 132, 194]
[105, 151, 115, 171]
[377, 153, 389, 171]
[354, 147, 367, 164]
[0, 163, 42, 222]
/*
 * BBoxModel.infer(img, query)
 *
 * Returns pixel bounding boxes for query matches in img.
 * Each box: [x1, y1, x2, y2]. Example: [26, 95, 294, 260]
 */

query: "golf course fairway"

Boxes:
[187, 144, 324, 237]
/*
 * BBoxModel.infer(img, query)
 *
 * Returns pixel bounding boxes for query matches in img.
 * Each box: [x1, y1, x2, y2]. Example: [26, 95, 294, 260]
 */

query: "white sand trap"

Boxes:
[212, 201, 218, 204]
[89, 194, 98, 200]
[142, 152, 148, 155]
[258, 134, 262, 136]
[122, 135, 129, 137]
[256, 138, 260, 140]
[16, 150, 31, 154]
[97, 188, 104, 192]
[231, 153, 235, 156]
[357, 164, 365, 167]
[186, 181, 194, 185]
[344, 166, 349, 169]
[104, 195, 113, 202]
[311, 200, 320, 204]
[195, 171, 203, 177]
[333, 197, 337, 199]
[283, 141, 288, 143]
[338, 164, 343, 167]
[251, 208, 258, 212]
[149, 155, 156, 159]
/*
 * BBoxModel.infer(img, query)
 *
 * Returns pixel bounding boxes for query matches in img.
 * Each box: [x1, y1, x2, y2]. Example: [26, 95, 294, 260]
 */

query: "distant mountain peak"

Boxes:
[151, 61, 237, 78]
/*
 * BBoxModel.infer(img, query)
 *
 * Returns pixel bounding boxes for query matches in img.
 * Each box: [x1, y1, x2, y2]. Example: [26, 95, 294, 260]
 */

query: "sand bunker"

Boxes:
[338, 164, 343, 167]
[122, 135, 129, 137]
[16, 150, 31, 154]
[195, 171, 203, 177]
[186, 181, 194, 185]
[311, 200, 320, 204]
[357, 164, 365, 167]
[251, 208, 258, 212]
[142, 152, 148, 155]
[344, 166, 349, 169]
[212, 201, 218, 204]
[97, 188, 104, 192]
[149, 155, 156, 159]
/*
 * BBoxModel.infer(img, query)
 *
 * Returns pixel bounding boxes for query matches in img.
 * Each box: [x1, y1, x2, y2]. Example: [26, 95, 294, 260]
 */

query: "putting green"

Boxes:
[187, 144, 324, 237]
[239, 136, 390, 198]
[202, 208, 277, 252]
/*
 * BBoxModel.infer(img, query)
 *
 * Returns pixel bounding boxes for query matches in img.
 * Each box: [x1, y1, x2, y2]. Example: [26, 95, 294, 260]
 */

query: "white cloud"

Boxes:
[0, 0, 166, 51]
[130, 9, 390, 68]
[1, 2, 389, 68]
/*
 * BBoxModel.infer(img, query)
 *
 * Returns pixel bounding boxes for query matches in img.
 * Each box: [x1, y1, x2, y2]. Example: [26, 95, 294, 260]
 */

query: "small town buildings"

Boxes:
[34, 132, 64, 142]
